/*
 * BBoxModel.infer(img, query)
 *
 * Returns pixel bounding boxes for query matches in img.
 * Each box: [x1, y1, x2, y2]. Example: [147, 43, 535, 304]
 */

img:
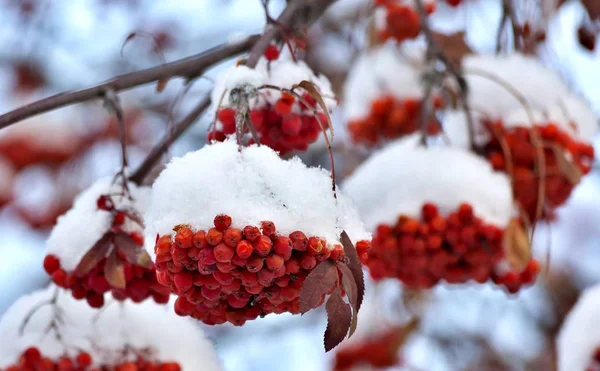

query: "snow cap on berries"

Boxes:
[343, 44, 423, 121]
[343, 134, 513, 230]
[145, 139, 370, 252]
[0, 286, 223, 371]
[211, 55, 336, 115]
[444, 53, 598, 147]
[45, 177, 150, 271]
[557, 284, 600, 371]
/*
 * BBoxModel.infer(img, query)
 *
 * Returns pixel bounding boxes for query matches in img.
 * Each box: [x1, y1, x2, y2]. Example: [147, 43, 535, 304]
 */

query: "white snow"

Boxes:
[145, 139, 370, 253]
[557, 284, 600, 371]
[342, 134, 514, 231]
[211, 55, 337, 115]
[342, 44, 424, 121]
[445, 53, 598, 147]
[45, 177, 151, 271]
[0, 286, 223, 371]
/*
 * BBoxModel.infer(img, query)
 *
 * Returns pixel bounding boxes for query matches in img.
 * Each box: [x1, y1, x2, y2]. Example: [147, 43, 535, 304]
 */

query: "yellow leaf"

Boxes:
[503, 219, 531, 271]
[550, 143, 582, 185]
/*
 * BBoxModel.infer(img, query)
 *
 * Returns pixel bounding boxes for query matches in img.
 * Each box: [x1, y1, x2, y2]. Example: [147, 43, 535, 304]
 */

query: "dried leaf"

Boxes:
[295, 80, 334, 139]
[432, 31, 472, 68]
[503, 218, 531, 271]
[124, 207, 145, 227]
[74, 232, 113, 277]
[367, 16, 382, 48]
[324, 288, 352, 352]
[299, 260, 338, 314]
[156, 79, 169, 93]
[550, 143, 583, 184]
[340, 231, 365, 313]
[336, 262, 359, 337]
[105, 250, 126, 289]
[114, 232, 153, 269]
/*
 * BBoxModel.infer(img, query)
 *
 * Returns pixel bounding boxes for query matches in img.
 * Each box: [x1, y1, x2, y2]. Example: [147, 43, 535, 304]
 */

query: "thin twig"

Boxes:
[0, 36, 259, 129]
[103, 89, 131, 197]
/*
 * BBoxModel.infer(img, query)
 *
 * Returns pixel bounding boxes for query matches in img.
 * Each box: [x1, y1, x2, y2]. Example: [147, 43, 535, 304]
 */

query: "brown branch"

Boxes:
[497, 0, 521, 53]
[129, 0, 338, 185]
[0, 35, 260, 129]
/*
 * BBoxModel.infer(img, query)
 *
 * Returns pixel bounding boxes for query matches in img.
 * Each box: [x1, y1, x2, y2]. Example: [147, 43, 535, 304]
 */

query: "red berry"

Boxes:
[214, 214, 232, 231]
[307, 237, 325, 255]
[240, 270, 259, 286]
[76, 352, 92, 367]
[206, 228, 223, 246]
[57, 357, 74, 371]
[274, 236, 293, 260]
[223, 228, 243, 247]
[197, 247, 216, 265]
[86, 293, 105, 308]
[246, 256, 264, 273]
[113, 211, 126, 226]
[282, 114, 302, 136]
[175, 227, 194, 249]
[43, 255, 60, 275]
[207, 130, 226, 142]
[266, 254, 285, 271]
[23, 347, 41, 364]
[264, 44, 280, 61]
[243, 225, 261, 241]
[174, 271, 194, 291]
[300, 255, 317, 270]
[214, 243, 235, 263]
[258, 268, 275, 286]
[51, 269, 68, 288]
[285, 258, 301, 274]
[289, 231, 308, 251]
[96, 195, 114, 211]
[217, 108, 236, 134]
[330, 245, 344, 261]
[174, 296, 195, 316]
[260, 221, 277, 236]
[253, 235, 273, 257]
[236, 240, 253, 259]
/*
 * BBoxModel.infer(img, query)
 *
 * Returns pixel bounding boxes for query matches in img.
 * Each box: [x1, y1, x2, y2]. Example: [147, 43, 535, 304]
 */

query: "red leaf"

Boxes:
[340, 231, 365, 313]
[324, 288, 352, 352]
[336, 262, 359, 337]
[299, 260, 338, 314]
[105, 250, 126, 289]
[114, 232, 153, 269]
[74, 232, 113, 277]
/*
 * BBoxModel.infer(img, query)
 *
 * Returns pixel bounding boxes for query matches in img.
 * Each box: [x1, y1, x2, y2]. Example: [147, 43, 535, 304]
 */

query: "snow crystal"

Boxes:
[342, 134, 513, 231]
[210, 55, 337, 115]
[45, 177, 151, 271]
[343, 44, 424, 121]
[557, 284, 600, 371]
[0, 286, 222, 371]
[445, 53, 598, 146]
[145, 139, 370, 253]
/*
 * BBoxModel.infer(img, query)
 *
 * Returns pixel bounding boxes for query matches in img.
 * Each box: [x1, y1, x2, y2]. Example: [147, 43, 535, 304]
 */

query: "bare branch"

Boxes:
[0, 35, 260, 129]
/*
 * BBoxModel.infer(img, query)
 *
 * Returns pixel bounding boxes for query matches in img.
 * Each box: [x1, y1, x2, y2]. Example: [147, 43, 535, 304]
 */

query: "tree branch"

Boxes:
[129, 0, 338, 185]
[0, 35, 259, 129]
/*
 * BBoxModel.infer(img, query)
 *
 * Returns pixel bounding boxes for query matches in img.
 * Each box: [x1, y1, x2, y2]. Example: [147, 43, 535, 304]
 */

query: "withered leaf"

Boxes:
[503, 218, 531, 271]
[324, 288, 352, 352]
[114, 232, 153, 269]
[432, 31, 472, 68]
[299, 260, 338, 314]
[74, 232, 113, 277]
[105, 250, 126, 289]
[336, 262, 359, 337]
[550, 143, 582, 184]
[295, 80, 334, 139]
[340, 231, 365, 313]
[123, 207, 145, 227]
[156, 79, 169, 93]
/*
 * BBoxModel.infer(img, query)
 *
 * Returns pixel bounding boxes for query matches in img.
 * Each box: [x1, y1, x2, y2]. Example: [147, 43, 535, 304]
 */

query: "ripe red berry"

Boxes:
[214, 214, 232, 231]
[330, 245, 344, 261]
[260, 221, 276, 236]
[206, 228, 223, 246]
[246, 256, 264, 273]
[217, 108, 236, 134]
[307, 237, 325, 255]
[43, 254, 60, 275]
[175, 227, 194, 249]
[96, 195, 114, 211]
[300, 255, 317, 270]
[174, 296, 195, 316]
[266, 254, 285, 271]
[207, 130, 226, 142]
[264, 44, 280, 61]
[274, 236, 293, 260]
[51, 269, 68, 288]
[86, 293, 105, 308]
[197, 247, 216, 265]
[285, 258, 301, 274]
[214, 243, 235, 263]
[258, 268, 275, 286]
[289, 231, 308, 250]
[243, 225, 261, 241]
[236, 240, 253, 259]
[240, 270, 258, 286]
[23, 347, 41, 364]
[223, 228, 243, 247]
[76, 352, 92, 367]
[113, 211, 126, 226]
[174, 271, 194, 291]
[282, 115, 302, 136]
[253, 235, 273, 257]
[193, 230, 208, 249]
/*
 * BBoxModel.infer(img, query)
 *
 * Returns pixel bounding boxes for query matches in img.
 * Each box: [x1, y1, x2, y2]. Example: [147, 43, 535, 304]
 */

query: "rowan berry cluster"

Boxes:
[347, 95, 441, 145]
[484, 121, 594, 221]
[153, 214, 360, 326]
[208, 93, 329, 155]
[333, 328, 403, 370]
[43, 195, 170, 308]
[374, 0, 435, 43]
[1, 347, 182, 371]
[586, 347, 600, 371]
[363, 203, 540, 293]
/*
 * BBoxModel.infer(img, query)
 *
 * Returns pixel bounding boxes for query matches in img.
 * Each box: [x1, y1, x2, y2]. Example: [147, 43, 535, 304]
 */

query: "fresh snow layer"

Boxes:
[0, 286, 222, 371]
[342, 134, 513, 231]
[145, 139, 370, 252]
[445, 53, 598, 147]
[557, 284, 600, 371]
[211, 55, 336, 115]
[343, 44, 424, 121]
[45, 177, 151, 271]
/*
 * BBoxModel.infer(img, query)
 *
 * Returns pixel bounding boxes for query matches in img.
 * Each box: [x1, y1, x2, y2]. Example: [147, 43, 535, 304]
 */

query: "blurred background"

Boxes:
[0, 0, 599, 370]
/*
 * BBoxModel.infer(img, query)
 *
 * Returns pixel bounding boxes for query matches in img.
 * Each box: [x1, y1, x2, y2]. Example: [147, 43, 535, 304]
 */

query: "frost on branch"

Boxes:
[343, 44, 440, 146]
[343, 134, 540, 292]
[557, 284, 600, 371]
[145, 140, 370, 350]
[0, 286, 222, 371]
[444, 53, 597, 221]
[44, 177, 170, 308]
[208, 53, 337, 154]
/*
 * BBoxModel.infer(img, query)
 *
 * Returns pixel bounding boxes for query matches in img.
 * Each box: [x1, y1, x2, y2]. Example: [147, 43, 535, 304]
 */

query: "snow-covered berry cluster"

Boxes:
[43, 178, 169, 308]
[145, 140, 371, 324]
[373, 0, 434, 43]
[344, 134, 539, 293]
[483, 121, 594, 221]
[365, 202, 539, 292]
[209, 55, 336, 155]
[154, 215, 354, 325]
[2, 347, 94, 371]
